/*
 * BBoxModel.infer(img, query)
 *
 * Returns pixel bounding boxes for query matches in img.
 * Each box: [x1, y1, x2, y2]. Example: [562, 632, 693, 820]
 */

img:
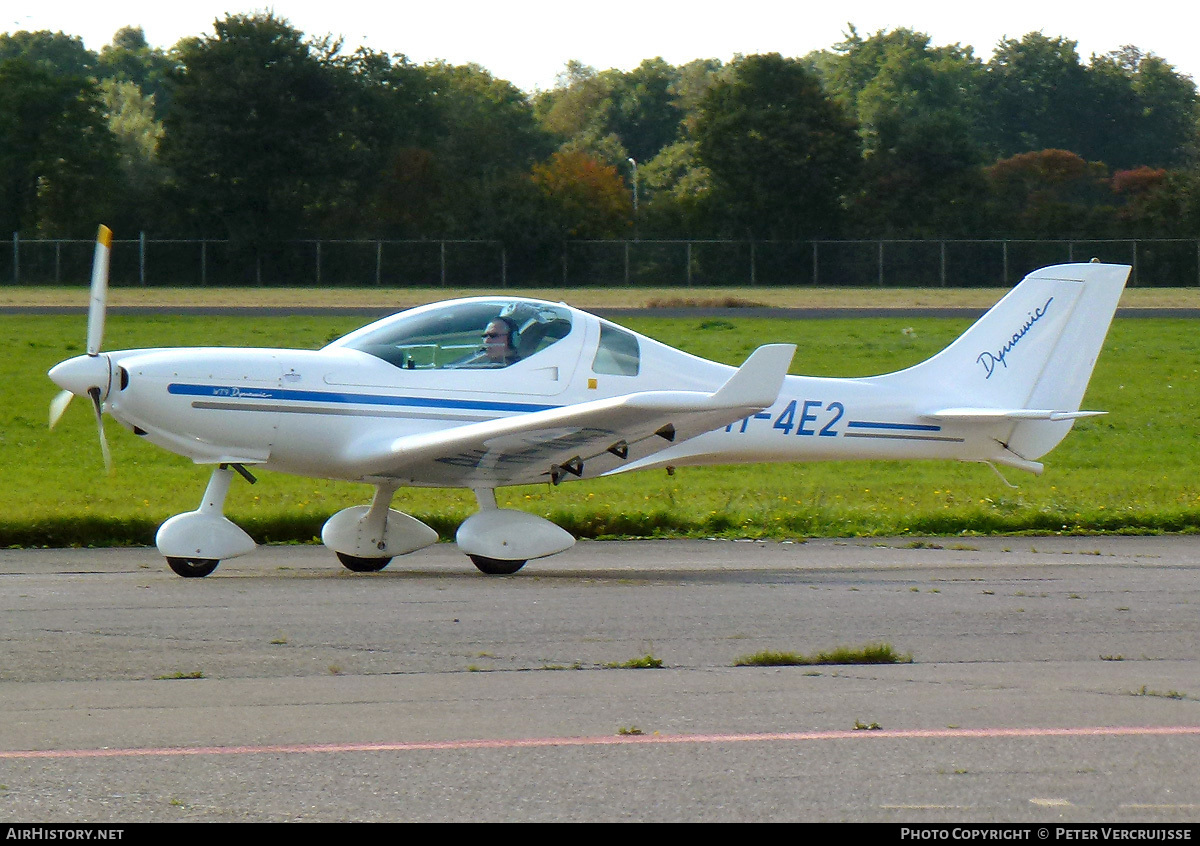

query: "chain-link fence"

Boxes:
[5, 235, 1199, 287]
[565, 239, 1198, 287]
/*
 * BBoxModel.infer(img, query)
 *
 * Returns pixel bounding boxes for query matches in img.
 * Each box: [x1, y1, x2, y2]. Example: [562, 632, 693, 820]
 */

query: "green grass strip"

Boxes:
[734, 643, 913, 666]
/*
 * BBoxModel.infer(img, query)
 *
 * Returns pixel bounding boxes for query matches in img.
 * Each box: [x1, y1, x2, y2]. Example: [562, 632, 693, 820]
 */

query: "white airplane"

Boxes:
[49, 227, 1130, 577]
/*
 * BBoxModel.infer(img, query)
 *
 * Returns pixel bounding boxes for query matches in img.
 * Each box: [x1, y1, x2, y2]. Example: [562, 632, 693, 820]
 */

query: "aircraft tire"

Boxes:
[336, 552, 393, 572]
[468, 555, 527, 575]
[166, 557, 220, 578]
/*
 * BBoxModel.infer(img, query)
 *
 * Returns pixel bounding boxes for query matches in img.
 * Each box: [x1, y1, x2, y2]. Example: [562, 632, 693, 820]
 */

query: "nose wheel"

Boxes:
[156, 465, 258, 577]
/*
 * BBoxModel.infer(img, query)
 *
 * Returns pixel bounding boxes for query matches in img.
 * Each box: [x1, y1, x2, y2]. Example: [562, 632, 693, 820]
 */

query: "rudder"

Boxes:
[1005, 263, 1128, 459]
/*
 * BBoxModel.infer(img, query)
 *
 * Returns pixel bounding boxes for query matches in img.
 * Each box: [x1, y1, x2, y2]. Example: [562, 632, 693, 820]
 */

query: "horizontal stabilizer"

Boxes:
[926, 408, 1107, 423]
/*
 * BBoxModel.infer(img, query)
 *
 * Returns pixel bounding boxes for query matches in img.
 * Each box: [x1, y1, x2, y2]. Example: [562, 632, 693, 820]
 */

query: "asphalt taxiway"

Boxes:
[2, 537, 1199, 822]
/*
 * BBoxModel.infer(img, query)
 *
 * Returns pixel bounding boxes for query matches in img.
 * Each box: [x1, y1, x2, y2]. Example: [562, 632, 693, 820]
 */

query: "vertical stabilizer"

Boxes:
[872, 263, 1129, 460]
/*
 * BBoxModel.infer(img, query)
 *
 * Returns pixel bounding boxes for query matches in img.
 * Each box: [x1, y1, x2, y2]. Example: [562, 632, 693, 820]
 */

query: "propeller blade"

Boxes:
[49, 389, 74, 429]
[48, 225, 115, 471]
[86, 225, 112, 357]
[88, 387, 113, 474]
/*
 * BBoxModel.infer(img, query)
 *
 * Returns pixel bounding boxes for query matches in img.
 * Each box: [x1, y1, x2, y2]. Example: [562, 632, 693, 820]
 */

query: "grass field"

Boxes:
[6, 307, 1199, 546]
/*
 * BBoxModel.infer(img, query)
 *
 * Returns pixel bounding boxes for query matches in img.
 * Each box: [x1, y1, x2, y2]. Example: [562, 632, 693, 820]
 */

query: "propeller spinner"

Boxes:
[48, 224, 114, 472]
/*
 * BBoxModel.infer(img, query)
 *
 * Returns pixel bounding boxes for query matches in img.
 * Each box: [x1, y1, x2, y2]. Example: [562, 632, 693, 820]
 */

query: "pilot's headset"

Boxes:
[498, 303, 541, 351]
[492, 311, 520, 354]
[499, 303, 558, 350]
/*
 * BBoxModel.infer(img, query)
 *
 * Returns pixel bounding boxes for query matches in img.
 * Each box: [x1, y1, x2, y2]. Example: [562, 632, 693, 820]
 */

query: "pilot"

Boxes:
[458, 317, 521, 367]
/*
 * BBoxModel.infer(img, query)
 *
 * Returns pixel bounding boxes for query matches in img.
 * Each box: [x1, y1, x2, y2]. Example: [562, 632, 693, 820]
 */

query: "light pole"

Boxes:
[627, 157, 638, 240]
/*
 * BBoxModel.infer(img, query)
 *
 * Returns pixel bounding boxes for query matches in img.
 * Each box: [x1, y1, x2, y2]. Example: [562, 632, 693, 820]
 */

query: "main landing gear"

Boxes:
[455, 488, 574, 575]
[156, 475, 576, 577]
[321, 483, 439, 572]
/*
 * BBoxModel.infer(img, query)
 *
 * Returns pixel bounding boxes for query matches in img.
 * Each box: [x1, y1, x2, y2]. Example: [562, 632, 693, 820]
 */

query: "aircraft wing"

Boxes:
[341, 344, 795, 487]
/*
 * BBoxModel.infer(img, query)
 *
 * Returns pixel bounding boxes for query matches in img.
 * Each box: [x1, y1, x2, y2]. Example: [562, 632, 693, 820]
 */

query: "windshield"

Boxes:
[337, 300, 573, 370]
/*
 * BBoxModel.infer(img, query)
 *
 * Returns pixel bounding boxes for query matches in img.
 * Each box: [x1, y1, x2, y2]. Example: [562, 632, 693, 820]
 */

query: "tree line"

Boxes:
[3, 14, 1199, 273]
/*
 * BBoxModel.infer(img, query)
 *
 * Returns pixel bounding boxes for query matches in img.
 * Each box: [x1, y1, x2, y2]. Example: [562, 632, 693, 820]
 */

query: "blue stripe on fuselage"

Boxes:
[167, 383, 559, 414]
[847, 420, 942, 432]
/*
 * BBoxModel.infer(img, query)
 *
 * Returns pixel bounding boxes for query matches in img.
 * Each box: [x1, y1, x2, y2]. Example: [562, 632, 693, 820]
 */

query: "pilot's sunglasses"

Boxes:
[483, 331, 507, 339]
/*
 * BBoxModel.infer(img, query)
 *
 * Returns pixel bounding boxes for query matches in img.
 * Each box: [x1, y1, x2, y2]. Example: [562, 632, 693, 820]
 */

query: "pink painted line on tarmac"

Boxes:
[4, 725, 1200, 761]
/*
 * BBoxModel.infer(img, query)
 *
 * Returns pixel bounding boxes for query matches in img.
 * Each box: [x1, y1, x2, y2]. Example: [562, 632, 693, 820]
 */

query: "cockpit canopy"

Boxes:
[333, 300, 574, 370]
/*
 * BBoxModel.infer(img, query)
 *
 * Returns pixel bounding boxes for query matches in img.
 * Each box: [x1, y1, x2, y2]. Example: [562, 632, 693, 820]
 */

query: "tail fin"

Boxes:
[874, 262, 1129, 465]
